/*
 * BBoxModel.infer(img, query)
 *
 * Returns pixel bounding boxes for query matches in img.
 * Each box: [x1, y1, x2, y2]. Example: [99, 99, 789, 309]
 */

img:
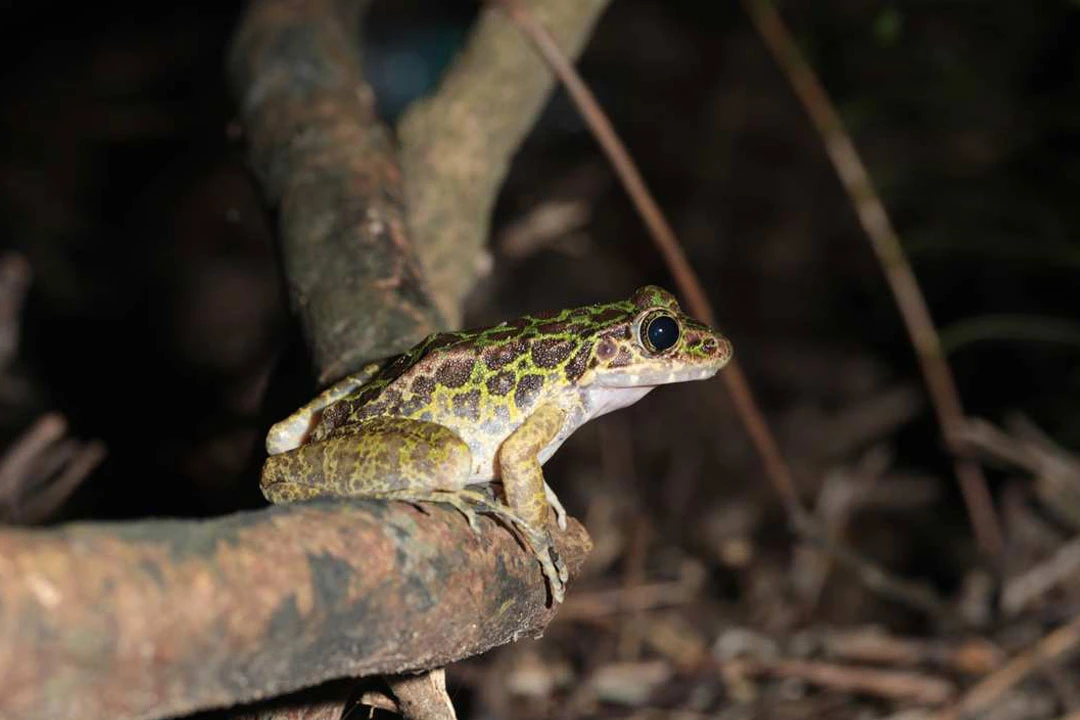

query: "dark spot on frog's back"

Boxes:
[536, 321, 571, 335]
[436, 358, 475, 388]
[452, 389, 481, 420]
[592, 306, 626, 324]
[421, 332, 463, 354]
[531, 337, 576, 368]
[514, 374, 544, 411]
[564, 344, 591, 382]
[486, 328, 518, 343]
[319, 401, 349, 431]
[410, 375, 436, 397]
[486, 371, 515, 396]
[481, 342, 522, 371]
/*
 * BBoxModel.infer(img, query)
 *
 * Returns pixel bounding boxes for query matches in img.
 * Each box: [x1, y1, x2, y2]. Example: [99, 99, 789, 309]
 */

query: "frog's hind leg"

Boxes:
[261, 416, 525, 532]
[265, 363, 382, 455]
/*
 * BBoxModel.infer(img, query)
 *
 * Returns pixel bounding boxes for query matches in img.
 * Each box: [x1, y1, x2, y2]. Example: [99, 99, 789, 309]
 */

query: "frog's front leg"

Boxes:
[261, 417, 522, 533]
[499, 403, 570, 603]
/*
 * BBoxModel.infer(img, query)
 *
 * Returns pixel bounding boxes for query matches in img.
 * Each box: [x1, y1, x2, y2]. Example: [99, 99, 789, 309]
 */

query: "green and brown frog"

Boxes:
[261, 286, 733, 603]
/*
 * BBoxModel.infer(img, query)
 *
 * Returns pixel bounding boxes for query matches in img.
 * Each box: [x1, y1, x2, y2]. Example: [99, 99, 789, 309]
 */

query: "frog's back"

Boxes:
[307, 305, 620, 472]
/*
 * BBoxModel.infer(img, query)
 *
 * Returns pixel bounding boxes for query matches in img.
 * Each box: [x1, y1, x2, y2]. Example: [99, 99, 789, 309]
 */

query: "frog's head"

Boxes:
[581, 285, 733, 390]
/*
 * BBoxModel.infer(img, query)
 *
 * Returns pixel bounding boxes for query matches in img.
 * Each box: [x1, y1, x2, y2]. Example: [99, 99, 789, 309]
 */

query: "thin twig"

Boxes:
[742, 0, 1003, 561]
[0, 413, 66, 505]
[489, 0, 803, 520]
[559, 580, 697, 622]
[793, 512, 960, 627]
[491, 0, 966, 626]
[17, 439, 106, 524]
[725, 657, 955, 705]
[931, 614, 1080, 720]
[1003, 534, 1080, 615]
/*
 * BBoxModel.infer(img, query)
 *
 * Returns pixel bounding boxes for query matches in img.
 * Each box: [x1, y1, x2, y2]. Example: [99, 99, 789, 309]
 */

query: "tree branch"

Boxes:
[398, 0, 613, 324]
[228, 0, 447, 382]
[0, 502, 590, 720]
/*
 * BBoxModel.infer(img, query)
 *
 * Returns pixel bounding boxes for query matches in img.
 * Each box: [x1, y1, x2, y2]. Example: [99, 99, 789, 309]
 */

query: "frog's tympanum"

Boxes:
[262, 286, 733, 602]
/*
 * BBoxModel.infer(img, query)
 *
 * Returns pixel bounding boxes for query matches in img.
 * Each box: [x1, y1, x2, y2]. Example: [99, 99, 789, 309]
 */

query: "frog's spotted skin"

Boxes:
[262, 286, 733, 603]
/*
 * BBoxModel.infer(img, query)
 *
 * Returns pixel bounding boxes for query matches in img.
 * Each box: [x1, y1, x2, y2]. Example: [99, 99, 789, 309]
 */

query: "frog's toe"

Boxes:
[555, 549, 568, 584]
[443, 494, 484, 534]
[516, 523, 567, 603]
[541, 553, 566, 604]
[544, 482, 568, 531]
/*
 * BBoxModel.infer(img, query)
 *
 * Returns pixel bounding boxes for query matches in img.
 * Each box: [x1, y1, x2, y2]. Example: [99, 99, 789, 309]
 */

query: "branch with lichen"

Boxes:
[0, 502, 589, 720]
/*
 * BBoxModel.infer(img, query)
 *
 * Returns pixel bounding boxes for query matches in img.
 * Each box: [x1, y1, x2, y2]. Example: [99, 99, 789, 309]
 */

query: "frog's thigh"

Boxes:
[265, 363, 381, 455]
[261, 417, 472, 503]
[499, 403, 566, 528]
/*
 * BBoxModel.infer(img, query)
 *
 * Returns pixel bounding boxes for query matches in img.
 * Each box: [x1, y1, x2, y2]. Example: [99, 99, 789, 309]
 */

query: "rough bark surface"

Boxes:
[398, 0, 614, 324]
[0, 502, 590, 720]
[229, 0, 447, 382]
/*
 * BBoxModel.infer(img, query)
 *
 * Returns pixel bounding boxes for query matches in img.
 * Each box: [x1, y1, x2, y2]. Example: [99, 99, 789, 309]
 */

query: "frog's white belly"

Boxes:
[464, 384, 656, 483]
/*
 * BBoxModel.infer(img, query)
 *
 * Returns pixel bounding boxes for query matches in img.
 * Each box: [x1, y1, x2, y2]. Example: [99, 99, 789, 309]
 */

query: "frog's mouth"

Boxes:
[592, 364, 723, 388]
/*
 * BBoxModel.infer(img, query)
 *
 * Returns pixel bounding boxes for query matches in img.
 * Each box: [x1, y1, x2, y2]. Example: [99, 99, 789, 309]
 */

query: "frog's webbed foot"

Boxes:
[544, 481, 568, 531]
[510, 519, 568, 603]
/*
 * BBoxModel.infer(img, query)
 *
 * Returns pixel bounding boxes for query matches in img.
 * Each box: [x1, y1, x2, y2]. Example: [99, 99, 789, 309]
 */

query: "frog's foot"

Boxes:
[511, 519, 569, 604]
[381, 487, 524, 535]
[387, 489, 568, 602]
[543, 481, 568, 531]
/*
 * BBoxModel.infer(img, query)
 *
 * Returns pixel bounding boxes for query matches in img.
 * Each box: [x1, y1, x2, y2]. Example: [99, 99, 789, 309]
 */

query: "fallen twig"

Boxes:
[823, 627, 1002, 676]
[1003, 534, 1080, 615]
[931, 614, 1080, 720]
[724, 657, 955, 705]
[960, 417, 1080, 533]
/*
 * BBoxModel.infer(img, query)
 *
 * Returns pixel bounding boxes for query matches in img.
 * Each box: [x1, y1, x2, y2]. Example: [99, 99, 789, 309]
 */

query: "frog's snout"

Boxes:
[701, 335, 734, 363]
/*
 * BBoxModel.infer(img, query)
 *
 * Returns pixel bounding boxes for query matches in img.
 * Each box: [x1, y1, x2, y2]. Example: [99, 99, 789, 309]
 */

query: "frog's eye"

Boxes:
[640, 312, 680, 353]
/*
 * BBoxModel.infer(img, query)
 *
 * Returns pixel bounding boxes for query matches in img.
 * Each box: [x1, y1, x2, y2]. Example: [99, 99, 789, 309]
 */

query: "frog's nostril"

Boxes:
[702, 338, 718, 354]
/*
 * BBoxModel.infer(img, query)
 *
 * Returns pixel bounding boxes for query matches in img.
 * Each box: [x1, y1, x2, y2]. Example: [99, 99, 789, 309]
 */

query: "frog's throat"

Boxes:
[590, 364, 722, 388]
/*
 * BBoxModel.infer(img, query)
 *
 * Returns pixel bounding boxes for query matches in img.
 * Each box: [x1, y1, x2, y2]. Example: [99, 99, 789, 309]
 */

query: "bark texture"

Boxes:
[229, 0, 446, 382]
[0, 502, 589, 720]
[399, 0, 614, 324]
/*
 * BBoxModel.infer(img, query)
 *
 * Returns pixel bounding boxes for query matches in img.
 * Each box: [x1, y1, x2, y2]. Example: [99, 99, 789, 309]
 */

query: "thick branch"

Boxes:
[398, 0, 613, 324]
[228, 0, 446, 382]
[0, 502, 590, 720]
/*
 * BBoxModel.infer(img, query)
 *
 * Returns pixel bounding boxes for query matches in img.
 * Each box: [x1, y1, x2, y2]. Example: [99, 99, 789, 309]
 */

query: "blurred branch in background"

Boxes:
[229, 0, 446, 382]
[0, 254, 105, 524]
[941, 314, 1080, 355]
[399, 0, 612, 325]
[742, 0, 1005, 561]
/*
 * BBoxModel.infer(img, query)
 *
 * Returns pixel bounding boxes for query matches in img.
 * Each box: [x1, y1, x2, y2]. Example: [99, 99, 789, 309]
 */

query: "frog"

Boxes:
[261, 286, 733, 603]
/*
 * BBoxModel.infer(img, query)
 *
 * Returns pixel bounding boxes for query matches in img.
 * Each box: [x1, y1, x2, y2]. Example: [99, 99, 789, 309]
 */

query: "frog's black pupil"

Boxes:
[645, 315, 679, 352]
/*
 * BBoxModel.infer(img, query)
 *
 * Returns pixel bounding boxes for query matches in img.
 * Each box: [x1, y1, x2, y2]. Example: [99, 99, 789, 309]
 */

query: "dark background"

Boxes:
[2, 1, 1078, 716]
